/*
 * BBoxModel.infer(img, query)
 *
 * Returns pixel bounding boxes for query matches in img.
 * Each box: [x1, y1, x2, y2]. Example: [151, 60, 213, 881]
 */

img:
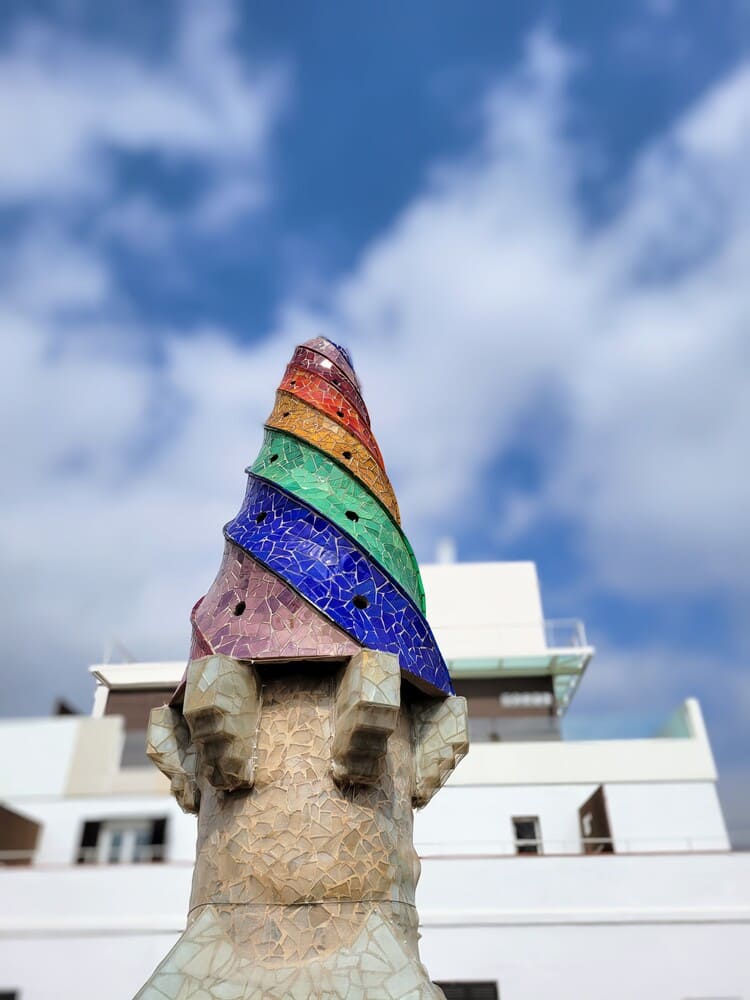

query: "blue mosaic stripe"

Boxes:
[224, 476, 453, 696]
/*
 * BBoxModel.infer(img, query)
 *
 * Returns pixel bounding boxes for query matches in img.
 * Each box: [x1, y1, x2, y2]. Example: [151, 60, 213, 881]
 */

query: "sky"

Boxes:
[0, 0, 748, 840]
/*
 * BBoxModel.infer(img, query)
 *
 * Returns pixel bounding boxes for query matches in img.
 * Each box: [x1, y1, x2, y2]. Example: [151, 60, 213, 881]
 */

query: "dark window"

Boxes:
[104, 688, 175, 767]
[0, 805, 40, 866]
[451, 677, 561, 744]
[0, 992, 18, 999]
[512, 816, 541, 855]
[579, 786, 614, 854]
[77, 817, 168, 864]
[435, 983, 499, 1000]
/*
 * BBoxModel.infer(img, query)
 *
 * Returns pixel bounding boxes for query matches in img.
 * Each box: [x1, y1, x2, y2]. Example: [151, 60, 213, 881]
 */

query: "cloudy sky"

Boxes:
[0, 1, 748, 837]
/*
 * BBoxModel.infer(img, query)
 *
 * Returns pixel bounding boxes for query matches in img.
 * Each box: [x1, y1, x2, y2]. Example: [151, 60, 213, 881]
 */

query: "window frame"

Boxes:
[434, 982, 499, 1000]
[511, 815, 542, 855]
[77, 816, 168, 864]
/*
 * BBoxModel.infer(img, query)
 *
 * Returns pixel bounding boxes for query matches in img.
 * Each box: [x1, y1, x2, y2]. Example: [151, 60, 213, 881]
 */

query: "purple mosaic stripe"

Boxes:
[193, 541, 361, 662]
[225, 476, 454, 696]
[303, 337, 360, 389]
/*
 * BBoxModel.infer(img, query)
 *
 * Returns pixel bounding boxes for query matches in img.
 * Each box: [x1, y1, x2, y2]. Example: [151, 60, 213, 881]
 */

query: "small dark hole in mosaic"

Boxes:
[233, 601, 246, 616]
[256, 511, 268, 524]
[345, 510, 359, 522]
[290, 380, 296, 387]
[282, 411, 290, 418]
[337, 409, 344, 418]
[269, 454, 279, 463]
[342, 450, 352, 460]
[352, 594, 369, 610]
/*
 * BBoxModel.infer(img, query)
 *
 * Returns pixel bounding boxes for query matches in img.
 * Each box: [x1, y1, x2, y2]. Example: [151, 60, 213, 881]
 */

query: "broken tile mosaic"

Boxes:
[136, 337, 468, 999]
[225, 475, 452, 696]
[192, 541, 360, 663]
[303, 336, 361, 388]
[266, 392, 401, 523]
[139, 657, 468, 999]
[279, 365, 385, 469]
[250, 428, 425, 611]
[291, 344, 371, 428]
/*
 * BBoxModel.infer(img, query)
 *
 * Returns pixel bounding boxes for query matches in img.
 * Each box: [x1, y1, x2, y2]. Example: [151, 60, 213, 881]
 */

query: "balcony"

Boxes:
[433, 618, 593, 713]
[562, 703, 694, 741]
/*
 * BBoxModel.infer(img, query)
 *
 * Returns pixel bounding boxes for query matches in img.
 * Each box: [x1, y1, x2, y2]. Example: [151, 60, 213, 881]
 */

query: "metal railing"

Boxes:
[543, 618, 588, 649]
[0, 845, 169, 866]
[435, 618, 589, 654]
[416, 833, 736, 854]
[4, 832, 748, 867]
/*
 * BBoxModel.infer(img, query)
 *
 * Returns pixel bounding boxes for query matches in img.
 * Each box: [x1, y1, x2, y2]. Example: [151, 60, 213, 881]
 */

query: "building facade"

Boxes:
[0, 561, 746, 1000]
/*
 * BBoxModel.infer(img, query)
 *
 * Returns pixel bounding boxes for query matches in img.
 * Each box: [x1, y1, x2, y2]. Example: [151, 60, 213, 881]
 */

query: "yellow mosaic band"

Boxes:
[266, 391, 401, 524]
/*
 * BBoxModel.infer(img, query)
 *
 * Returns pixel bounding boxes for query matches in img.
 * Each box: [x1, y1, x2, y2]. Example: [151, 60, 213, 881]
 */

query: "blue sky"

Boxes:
[0, 1, 748, 837]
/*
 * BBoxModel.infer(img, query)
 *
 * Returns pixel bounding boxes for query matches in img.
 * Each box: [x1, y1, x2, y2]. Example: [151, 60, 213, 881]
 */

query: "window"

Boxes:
[579, 786, 613, 854]
[77, 817, 167, 864]
[499, 691, 553, 709]
[512, 816, 541, 855]
[104, 689, 175, 767]
[434, 984, 499, 1000]
[0, 805, 40, 866]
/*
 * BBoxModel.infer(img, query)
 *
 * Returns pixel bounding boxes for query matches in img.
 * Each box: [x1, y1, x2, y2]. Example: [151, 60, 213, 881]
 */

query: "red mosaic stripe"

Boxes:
[291, 345, 371, 427]
[279, 365, 385, 469]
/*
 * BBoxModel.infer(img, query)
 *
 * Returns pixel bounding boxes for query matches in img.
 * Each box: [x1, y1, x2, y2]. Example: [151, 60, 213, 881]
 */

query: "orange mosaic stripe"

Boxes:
[265, 392, 401, 524]
[279, 365, 385, 469]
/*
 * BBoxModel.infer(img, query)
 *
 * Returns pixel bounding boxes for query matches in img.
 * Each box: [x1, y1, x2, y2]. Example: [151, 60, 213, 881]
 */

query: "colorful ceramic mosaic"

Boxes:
[250, 428, 425, 610]
[140, 654, 469, 999]
[267, 392, 401, 523]
[305, 335, 360, 386]
[173, 337, 449, 696]
[291, 344, 371, 427]
[279, 365, 385, 468]
[192, 542, 360, 663]
[225, 476, 449, 695]
[136, 338, 469, 997]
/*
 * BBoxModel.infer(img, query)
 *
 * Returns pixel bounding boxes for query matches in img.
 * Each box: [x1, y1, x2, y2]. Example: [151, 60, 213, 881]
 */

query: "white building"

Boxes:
[0, 561, 747, 1000]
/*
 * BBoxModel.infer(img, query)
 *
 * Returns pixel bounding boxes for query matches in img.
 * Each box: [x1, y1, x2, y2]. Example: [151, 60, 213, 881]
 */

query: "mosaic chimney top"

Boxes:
[187, 336, 454, 698]
[139, 337, 468, 999]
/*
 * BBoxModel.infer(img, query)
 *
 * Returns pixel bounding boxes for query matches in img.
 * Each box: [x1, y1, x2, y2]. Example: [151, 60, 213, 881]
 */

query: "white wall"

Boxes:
[0, 716, 123, 799]
[416, 784, 591, 856]
[421, 562, 547, 658]
[0, 719, 79, 797]
[4, 922, 743, 1000]
[416, 780, 730, 855]
[0, 934, 180, 1000]
[605, 782, 730, 852]
[452, 708, 718, 786]
[7, 776, 727, 869]
[421, 923, 748, 1000]
[417, 852, 750, 1000]
[0, 853, 747, 1000]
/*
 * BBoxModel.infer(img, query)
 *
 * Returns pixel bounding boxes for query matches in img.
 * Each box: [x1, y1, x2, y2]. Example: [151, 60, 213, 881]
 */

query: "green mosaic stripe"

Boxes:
[250, 429, 426, 612]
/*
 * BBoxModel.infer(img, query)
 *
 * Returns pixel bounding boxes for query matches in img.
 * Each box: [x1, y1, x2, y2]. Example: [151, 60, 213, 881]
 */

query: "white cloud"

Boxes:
[1, 223, 114, 315]
[271, 32, 750, 600]
[0, 0, 286, 234]
[1, 25, 749, 722]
